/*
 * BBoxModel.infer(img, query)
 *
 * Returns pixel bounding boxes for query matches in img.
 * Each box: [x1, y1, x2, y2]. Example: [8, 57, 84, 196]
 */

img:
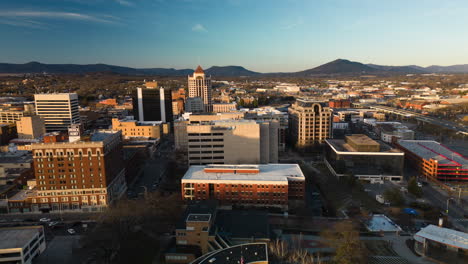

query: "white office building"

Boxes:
[34, 93, 80, 132]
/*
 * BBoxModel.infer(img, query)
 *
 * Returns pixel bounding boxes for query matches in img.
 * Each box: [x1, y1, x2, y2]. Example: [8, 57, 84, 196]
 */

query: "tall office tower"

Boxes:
[132, 87, 173, 122]
[188, 66, 212, 112]
[34, 93, 80, 132]
[289, 99, 332, 148]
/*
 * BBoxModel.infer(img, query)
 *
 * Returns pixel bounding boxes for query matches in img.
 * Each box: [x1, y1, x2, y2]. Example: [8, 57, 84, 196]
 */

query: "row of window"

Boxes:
[188, 144, 223, 148]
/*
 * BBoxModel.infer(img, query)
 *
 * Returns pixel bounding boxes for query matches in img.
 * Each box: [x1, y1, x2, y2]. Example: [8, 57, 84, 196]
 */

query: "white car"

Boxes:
[417, 182, 423, 188]
[67, 228, 76, 235]
[48, 221, 59, 227]
[39, 218, 51, 222]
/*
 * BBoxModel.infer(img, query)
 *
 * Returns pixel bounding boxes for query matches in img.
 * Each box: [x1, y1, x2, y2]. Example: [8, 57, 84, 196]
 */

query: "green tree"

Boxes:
[383, 187, 404, 206]
[321, 221, 368, 264]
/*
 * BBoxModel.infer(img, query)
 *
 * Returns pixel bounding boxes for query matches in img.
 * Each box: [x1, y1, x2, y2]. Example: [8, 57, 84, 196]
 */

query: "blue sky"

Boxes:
[1, 0, 468, 72]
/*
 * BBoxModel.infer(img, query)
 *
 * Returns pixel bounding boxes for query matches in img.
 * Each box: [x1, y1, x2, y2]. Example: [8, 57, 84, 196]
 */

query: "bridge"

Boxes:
[368, 105, 468, 134]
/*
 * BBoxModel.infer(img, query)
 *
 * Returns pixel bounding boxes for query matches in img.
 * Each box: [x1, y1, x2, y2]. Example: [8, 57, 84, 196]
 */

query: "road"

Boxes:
[423, 184, 468, 232]
[369, 105, 468, 133]
[127, 138, 173, 197]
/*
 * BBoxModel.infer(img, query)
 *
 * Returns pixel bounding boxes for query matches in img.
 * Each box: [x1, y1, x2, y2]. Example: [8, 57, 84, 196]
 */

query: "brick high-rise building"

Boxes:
[188, 66, 212, 112]
[289, 99, 332, 148]
[7, 130, 127, 213]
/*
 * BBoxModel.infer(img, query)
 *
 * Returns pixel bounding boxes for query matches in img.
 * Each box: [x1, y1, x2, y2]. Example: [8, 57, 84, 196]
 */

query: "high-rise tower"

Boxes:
[188, 66, 212, 112]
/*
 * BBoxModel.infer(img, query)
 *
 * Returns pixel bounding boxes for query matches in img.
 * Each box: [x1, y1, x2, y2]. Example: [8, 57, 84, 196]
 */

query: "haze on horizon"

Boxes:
[1, 0, 468, 72]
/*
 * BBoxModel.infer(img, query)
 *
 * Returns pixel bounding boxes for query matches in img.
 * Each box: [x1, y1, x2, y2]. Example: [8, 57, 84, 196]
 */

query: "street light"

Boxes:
[141, 186, 148, 199]
[446, 198, 455, 214]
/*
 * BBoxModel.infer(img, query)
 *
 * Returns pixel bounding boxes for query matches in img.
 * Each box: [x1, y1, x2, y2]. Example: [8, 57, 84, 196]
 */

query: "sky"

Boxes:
[1, 0, 468, 72]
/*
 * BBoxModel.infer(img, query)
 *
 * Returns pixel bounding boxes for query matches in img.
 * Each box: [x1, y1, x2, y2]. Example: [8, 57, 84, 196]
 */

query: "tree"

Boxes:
[408, 176, 422, 198]
[383, 187, 404, 206]
[320, 221, 368, 264]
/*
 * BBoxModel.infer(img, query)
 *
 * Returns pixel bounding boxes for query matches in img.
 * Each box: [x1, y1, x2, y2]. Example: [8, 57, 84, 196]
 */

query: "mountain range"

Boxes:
[1, 59, 468, 77]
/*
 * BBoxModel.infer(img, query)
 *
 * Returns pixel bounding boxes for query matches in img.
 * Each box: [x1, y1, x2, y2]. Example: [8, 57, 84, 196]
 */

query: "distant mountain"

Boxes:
[3, 60, 468, 76]
[293, 59, 379, 76]
[0, 62, 193, 76]
[205, 66, 260, 77]
[425, 64, 468, 73]
[367, 64, 428, 74]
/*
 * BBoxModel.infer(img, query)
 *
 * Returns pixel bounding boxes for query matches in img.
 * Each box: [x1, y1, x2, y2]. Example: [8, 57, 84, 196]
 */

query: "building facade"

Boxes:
[34, 93, 80, 132]
[212, 103, 237, 113]
[181, 164, 305, 210]
[396, 140, 468, 182]
[0, 111, 24, 123]
[0, 226, 46, 264]
[132, 87, 173, 123]
[7, 130, 127, 213]
[289, 99, 332, 148]
[325, 134, 404, 182]
[17, 116, 45, 139]
[175, 119, 278, 165]
[188, 66, 212, 112]
[112, 118, 162, 139]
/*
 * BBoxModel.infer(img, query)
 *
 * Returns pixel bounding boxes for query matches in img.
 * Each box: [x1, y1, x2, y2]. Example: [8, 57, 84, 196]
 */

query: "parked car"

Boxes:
[67, 228, 76, 235]
[39, 218, 51, 222]
[48, 221, 59, 227]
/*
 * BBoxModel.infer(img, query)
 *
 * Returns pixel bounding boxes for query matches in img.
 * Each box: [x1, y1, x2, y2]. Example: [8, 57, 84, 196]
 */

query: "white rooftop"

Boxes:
[415, 224, 468, 250]
[182, 164, 305, 184]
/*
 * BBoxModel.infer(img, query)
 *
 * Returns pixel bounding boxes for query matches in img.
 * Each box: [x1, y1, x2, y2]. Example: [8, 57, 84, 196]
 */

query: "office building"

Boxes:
[185, 97, 204, 113]
[181, 164, 305, 210]
[244, 107, 288, 152]
[0, 226, 46, 264]
[325, 134, 404, 182]
[288, 99, 332, 148]
[132, 87, 173, 122]
[175, 119, 278, 165]
[16, 116, 45, 139]
[212, 103, 237, 113]
[112, 117, 162, 139]
[396, 140, 468, 182]
[188, 66, 212, 112]
[34, 93, 80, 132]
[0, 111, 24, 123]
[7, 130, 127, 213]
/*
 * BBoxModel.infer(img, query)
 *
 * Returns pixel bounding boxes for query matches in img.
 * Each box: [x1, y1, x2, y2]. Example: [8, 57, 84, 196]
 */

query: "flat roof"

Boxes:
[414, 224, 468, 250]
[398, 140, 468, 168]
[346, 134, 380, 146]
[182, 164, 304, 184]
[326, 139, 403, 155]
[0, 226, 42, 249]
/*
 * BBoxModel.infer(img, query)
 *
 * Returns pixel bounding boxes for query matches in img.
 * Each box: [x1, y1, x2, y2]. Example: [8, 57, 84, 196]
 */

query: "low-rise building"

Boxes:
[414, 225, 468, 263]
[165, 200, 270, 263]
[0, 226, 46, 264]
[181, 164, 305, 210]
[112, 117, 162, 139]
[325, 134, 404, 182]
[396, 140, 468, 182]
[212, 103, 237, 113]
[185, 97, 204, 113]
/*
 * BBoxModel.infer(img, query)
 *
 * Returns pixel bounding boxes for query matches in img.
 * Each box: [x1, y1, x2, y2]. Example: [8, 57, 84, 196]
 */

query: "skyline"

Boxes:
[2, 0, 468, 72]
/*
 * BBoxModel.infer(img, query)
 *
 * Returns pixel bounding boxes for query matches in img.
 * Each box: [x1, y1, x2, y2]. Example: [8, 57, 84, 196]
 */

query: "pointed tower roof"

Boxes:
[194, 65, 204, 74]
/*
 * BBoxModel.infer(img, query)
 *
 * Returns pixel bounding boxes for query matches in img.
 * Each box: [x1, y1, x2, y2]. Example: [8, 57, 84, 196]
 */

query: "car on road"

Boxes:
[39, 218, 51, 222]
[67, 228, 76, 235]
[417, 182, 423, 188]
[48, 221, 60, 227]
[12, 219, 23, 222]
